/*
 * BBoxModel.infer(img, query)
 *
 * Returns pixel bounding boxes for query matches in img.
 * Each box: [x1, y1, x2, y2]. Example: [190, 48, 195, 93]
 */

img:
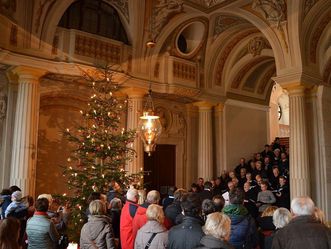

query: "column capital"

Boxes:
[215, 103, 225, 112]
[284, 83, 307, 96]
[193, 101, 214, 110]
[11, 66, 47, 82]
[122, 87, 146, 98]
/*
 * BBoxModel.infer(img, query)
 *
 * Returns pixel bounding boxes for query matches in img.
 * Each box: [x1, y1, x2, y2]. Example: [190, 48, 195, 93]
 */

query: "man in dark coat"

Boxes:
[223, 188, 258, 249]
[272, 196, 331, 249]
[274, 176, 290, 210]
[168, 193, 204, 249]
[199, 181, 213, 201]
[165, 188, 187, 227]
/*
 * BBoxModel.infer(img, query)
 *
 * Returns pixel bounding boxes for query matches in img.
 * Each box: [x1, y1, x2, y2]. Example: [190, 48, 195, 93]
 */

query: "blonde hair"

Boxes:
[89, 200, 106, 215]
[261, 206, 278, 217]
[137, 189, 146, 205]
[203, 212, 231, 241]
[146, 204, 164, 224]
[273, 208, 292, 228]
[146, 190, 160, 204]
[314, 207, 326, 225]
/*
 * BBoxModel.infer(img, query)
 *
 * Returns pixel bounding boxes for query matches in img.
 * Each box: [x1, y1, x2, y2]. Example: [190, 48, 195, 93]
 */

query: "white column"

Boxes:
[0, 72, 18, 190]
[194, 101, 213, 181]
[288, 85, 311, 198]
[215, 103, 225, 176]
[10, 66, 46, 196]
[306, 87, 328, 216]
[125, 88, 145, 174]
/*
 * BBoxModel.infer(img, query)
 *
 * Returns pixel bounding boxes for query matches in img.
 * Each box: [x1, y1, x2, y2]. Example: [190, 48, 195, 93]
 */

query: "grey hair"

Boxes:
[291, 196, 315, 216]
[126, 188, 138, 202]
[146, 190, 160, 204]
[273, 208, 292, 228]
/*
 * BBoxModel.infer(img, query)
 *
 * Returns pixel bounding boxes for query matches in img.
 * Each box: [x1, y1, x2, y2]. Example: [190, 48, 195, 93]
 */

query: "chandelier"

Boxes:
[138, 87, 162, 156]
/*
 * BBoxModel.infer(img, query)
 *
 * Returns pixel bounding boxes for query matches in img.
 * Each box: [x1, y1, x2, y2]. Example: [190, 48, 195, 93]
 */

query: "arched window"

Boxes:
[59, 0, 129, 44]
[278, 104, 282, 120]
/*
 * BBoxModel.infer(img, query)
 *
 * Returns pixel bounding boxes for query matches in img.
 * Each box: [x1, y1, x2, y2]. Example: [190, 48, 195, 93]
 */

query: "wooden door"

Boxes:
[143, 144, 176, 195]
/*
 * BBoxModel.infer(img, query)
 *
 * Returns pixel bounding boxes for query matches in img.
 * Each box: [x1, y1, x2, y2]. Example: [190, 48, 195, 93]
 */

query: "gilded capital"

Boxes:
[122, 87, 146, 98]
[215, 103, 225, 112]
[11, 66, 47, 83]
[193, 101, 214, 110]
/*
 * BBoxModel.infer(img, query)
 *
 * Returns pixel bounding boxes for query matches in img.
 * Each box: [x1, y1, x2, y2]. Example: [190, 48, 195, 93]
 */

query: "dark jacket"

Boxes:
[165, 201, 182, 226]
[223, 205, 258, 249]
[0, 194, 11, 219]
[271, 215, 331, 249]
[199, 190, 213, 201]
[194, 235, 235, 249]
[168, 216, 204, 249]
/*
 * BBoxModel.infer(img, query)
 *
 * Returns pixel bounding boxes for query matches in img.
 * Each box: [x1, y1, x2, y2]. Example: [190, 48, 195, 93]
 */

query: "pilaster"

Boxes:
[10, 66, 47, 196]
[287, 84, 311, 198]
[194, 101, 213, 181]
[124, 87, 146, 174]
[214, 103, 225, 176]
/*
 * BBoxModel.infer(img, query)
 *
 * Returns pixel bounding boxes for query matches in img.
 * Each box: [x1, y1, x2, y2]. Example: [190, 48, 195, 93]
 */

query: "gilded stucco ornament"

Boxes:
[252, 0, 287, 27]
[248, 37, 268, 56]
[152, 0, 184, 40]
[106, 0, 129, 22]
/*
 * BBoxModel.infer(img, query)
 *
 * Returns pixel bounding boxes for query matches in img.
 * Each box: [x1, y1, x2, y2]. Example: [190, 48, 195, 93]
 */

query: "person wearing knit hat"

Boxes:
[11, 191, 22, 201]
[4, 191, 27, 218]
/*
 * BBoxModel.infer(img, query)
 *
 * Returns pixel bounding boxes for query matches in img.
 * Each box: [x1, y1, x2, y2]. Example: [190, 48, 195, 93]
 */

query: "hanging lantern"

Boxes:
[138, 89, 162, 156]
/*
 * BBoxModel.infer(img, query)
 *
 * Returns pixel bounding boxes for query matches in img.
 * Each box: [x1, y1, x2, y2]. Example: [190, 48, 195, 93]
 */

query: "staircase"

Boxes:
[279, 137, 289, 150]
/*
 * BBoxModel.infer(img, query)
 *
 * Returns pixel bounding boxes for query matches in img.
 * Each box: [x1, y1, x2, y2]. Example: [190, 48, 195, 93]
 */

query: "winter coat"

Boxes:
[271, 215, 331, 249]
[194, 235, 235, 249]
[223, 204, 258, 249]
[26, 212, 60, 249]
[134, 220, 168, 249]
[0, 194, 11, 219]
[132, 203, 149, 241]
[120, 200, 139, 249]
[165, 201, 182, 226]
[168, 216, 204, 249]
[5, 200, 27, 218]
[80, 215, 115, 249]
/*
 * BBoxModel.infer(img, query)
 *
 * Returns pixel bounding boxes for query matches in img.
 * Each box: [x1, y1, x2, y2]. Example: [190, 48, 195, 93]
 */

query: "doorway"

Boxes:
[143, 144, 176, 195]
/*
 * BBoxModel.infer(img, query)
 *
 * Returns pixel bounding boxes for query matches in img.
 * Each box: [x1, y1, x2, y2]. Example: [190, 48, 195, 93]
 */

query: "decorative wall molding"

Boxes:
[231, 56, 267, 89]
[34, 0, 56, 33]
[213, 15, 247, 38]
[310, 10, 331, 63]
[186, 0, 233, 10]
[304, 0, 319, 16]
[214, 29, 259, 86]
[225, 98, 269, 111]
[258, 65, 276, 94]
[74, 34, 121, 64]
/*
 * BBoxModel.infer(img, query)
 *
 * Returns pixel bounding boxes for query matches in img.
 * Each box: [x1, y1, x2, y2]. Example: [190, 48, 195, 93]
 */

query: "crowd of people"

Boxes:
[0, 137, 330, 249]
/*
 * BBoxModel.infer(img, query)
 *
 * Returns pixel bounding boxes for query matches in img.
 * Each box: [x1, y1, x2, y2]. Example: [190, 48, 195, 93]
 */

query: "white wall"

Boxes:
[225, 101, 268, 170]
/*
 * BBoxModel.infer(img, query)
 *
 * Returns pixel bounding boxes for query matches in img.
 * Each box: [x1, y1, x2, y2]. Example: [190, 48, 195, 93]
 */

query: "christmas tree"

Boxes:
[60, 65, 141, 240]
